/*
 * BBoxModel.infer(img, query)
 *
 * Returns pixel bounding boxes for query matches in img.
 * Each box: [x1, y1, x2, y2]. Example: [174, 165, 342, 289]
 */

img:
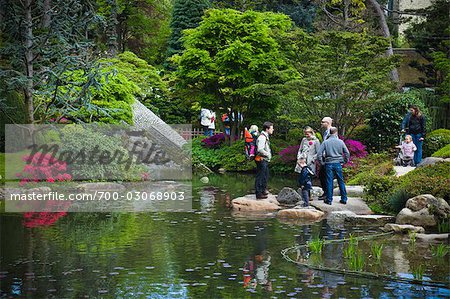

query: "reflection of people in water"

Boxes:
[242, 224, 272, 292]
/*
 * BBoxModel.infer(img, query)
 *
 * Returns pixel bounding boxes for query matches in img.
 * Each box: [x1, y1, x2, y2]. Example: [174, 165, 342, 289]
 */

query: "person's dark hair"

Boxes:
[409, 105, 422, 117]
[262, 121, 273, 131]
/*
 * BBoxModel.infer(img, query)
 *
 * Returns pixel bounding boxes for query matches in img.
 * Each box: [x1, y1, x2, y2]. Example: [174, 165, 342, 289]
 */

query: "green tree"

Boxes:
[0, 0, 99, 123]
[281, 29, 398, 136]
[405, 0, 450, 103]
[175, 9, 300, 143]
[166, 0, 210, 59]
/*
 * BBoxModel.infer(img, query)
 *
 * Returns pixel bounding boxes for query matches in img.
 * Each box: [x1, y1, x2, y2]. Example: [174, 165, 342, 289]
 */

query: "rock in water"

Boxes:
[383, 223, 425, 234]
[277, 187, 302, 205]
[277, 208, 324, 221]
[200, 177, 209, 184]
[232, 194, 280, 212]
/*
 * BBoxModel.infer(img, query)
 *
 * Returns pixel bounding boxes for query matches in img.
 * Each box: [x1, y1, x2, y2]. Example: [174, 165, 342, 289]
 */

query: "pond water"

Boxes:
[1, 173, 449, 298]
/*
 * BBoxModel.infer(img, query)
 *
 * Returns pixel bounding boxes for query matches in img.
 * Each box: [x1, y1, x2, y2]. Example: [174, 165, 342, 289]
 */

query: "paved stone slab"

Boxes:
[310, 197, 373, 215]
[277, 208, 324, 221]
[327, 211, 394, 225]
[394, 166, 416, 177]
[333, 185, 364, 197]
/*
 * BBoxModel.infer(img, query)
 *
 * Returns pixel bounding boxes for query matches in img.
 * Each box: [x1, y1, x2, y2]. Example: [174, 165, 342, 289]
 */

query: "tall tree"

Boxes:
[166, 0, 210, 59]
[0, 0, 98, 123]
[281, 29, 399, 135]
[175, 9, 300, 143]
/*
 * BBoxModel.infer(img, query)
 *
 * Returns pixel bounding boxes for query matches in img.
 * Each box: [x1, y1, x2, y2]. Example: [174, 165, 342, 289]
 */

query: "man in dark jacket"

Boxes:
[317, 127, 350, 205]
[318, 117, 333, 200]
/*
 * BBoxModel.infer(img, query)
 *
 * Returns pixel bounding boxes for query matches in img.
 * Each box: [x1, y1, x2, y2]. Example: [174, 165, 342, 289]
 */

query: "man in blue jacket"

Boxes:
[317, 127, 350, 205]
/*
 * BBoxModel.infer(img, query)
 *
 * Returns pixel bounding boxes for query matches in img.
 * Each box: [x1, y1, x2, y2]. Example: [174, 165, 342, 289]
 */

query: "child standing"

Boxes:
[297, 158, 314, 207]
[396, 135, 417, 166]
[244, 125, 259, 160]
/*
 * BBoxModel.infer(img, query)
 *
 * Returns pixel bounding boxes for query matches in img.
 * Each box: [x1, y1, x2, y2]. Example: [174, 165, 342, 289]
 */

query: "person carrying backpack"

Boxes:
[254, 122, 274, 199]
[244, 125, 259, 160]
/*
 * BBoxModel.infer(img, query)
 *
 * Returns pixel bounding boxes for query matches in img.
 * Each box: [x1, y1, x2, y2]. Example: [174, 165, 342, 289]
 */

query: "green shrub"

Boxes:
[364, 174, 400, 205]
[388, 189, 412, 213]
[366, 89, 432, 152]
[191, 137, 255, 172]
[58, 125, 146, 181]
[346, 153, 395, 185]
[286, 128, 303, 144]
[432, 144, 450, 158]
[427, 129, 450, 157]
[397, 162, 450, 202]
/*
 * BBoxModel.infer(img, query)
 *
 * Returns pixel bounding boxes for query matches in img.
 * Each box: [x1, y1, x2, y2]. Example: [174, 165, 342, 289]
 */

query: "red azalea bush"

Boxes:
[23, 212, 67, 228]
[278, 145, 300, 164]
[201, 133, 226, 148]
[342, 138, 368, 167]
[16, 152, 72, 186]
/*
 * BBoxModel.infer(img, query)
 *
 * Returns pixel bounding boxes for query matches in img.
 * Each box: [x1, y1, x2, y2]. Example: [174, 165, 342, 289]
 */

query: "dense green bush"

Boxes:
[365, 89, 432, 152]
[432, 144, 450, 158]
[346, 153, 395, 185]
[58, 125, 146, 181]
[425, 129, 450, 157]
[397, 162, 450, 201]
[286, 128, 303, 144]
[191, 137, 255, 172]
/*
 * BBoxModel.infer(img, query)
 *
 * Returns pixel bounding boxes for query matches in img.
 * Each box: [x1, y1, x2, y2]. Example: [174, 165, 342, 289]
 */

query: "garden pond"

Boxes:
[0, 173, 449, 298]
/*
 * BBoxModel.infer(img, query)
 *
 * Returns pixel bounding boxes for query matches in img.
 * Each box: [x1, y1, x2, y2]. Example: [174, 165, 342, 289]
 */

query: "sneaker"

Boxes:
[256, 194, 268, 199]
[339, 200, 347, 204]
[324, 200, 332, 205]
[318, 195, 326, 201]
[263, 190, 269, 195]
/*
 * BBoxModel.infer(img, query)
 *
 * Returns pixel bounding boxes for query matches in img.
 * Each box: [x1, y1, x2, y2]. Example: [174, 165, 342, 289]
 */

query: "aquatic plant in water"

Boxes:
[348, 250, 365, 271]
[430, 243, 449, 258]
[408, 231, 416, 249]
[308, 237, 324, 254]
[412, 264, 425, 280]
[371, 243, 384, 261]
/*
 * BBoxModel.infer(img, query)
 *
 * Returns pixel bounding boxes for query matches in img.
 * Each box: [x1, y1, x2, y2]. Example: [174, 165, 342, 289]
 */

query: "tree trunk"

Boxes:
[42, 0, 51, 28]
[107, 0, 119, 57]
[367, 0, 400, 84]
[23, 0, 35, 123]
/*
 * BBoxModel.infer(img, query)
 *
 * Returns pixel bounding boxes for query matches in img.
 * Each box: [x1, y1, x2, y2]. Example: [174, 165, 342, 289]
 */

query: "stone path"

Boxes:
[393, 166, 416, 177]
[310, 197, 373, 215]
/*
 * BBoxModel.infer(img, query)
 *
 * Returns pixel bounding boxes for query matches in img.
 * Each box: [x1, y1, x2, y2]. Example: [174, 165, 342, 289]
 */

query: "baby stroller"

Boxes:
[394, 132, 415, 167]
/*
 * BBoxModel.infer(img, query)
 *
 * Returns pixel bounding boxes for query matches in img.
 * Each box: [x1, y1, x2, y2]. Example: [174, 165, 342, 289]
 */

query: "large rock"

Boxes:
[277, 207, 324, 222]
[327, 211, 395, 225]
[415, 233, 449, 242]
[383, 223, 425, 234]
[277, 187, 302, 205]
[405, 194, 450, 219]
[232, 194, 280, 212]
[417, 157, 445, 167]
[333, 185, 364, 197]
[310, 197, 373, 215]
[77, 182, 126, 192]
[396, 207, 437, 227]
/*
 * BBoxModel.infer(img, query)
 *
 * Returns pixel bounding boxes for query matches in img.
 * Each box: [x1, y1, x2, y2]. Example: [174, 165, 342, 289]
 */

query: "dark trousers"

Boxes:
[255, 160, 269, 196]
[301, 189, 310, 206]
[325, 163, 347, 203]
[319, 164, 327, 195]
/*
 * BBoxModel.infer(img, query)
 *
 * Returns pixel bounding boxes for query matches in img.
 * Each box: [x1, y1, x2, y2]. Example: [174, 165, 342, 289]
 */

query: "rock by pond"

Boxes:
[277, 207, 324, 222]
[77, 182, 126, 192]
[327, 211, 395, 226]
[310, 197, 373, 215]
[333, 185, 364, 198]
[382, 223, 425, 234]
[396, 194, 450, 227]
[277, 187, 301, 205]
[231, 194, 280, 212]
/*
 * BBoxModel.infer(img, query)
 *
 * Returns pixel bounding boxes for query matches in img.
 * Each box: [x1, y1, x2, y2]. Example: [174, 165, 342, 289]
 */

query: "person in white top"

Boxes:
[200, 108, 214, 136]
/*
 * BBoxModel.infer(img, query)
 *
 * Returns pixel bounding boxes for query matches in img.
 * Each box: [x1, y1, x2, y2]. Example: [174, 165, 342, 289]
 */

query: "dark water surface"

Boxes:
[1, 173, 449, 298]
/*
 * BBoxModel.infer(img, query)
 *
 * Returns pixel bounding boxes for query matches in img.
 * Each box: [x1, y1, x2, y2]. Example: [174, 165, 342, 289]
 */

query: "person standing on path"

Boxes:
[318, 117, 333, 200]
[200, 108, 213, 136]
[401, 105, 426, 165]
[317, 127, 350, 205]
[255, 122, 274, 199]
[295, 126, 321, 176]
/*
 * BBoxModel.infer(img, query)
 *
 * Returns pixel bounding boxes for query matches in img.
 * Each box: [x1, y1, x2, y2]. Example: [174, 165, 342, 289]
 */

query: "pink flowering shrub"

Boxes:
[278, 145, 300, 164]
[342, 138, 368, 167]
[16, 153, 72, 186]
[23, 212, 67, 228]
[201, 133, 225, 148]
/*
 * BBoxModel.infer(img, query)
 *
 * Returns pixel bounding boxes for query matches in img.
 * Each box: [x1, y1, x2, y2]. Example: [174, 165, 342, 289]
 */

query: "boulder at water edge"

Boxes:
[277, 187, 302, 205]
[382, 223, 425, 234]
[232, 194, 280, 212]
[77, 182, 126, 192]
[396, 194, 450, 227]
[277, 207, 324, 222]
